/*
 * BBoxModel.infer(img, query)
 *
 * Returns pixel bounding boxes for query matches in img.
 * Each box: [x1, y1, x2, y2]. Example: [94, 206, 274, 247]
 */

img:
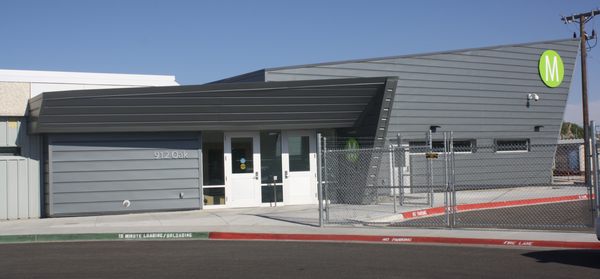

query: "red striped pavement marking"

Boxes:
[209, 232, 600, 249]
[400, 194, 594, 220]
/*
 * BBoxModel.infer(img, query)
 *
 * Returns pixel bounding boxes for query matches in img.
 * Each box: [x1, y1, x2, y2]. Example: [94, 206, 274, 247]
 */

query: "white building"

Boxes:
[0, 69, 178, 220]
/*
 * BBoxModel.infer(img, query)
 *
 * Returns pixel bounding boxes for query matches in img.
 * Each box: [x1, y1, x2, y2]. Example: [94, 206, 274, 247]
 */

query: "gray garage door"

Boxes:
[47, 133, 202, 216]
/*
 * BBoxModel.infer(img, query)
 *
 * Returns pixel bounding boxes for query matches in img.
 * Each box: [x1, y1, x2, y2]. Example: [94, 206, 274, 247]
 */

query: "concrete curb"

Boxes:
[1, 230, 597, 249]
[209, 232, 600, 249]
[0, 232, 209, 244]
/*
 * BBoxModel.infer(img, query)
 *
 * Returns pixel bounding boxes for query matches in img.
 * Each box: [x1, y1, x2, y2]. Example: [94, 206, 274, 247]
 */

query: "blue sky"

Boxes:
[1, 0, 599, 123]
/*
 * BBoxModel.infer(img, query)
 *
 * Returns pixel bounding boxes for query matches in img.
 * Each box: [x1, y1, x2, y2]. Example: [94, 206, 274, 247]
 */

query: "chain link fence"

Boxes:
[319, 132, 597, 231]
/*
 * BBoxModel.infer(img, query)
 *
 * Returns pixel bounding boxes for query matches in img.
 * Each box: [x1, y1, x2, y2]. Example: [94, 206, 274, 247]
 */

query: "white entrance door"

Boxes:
[225, 132, 261, 207]
[282, 131, 317, 205]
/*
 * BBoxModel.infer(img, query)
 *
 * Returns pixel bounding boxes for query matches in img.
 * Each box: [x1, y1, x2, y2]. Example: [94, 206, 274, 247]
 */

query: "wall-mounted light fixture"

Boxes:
[527, 93, 540, 108]
[528, 93, 540, 101]
[534, 125, 544, 132]
[429, 125, 441, 133]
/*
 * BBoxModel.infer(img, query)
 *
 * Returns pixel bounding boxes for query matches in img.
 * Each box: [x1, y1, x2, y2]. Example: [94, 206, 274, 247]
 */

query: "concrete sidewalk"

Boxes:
[0, 205, 598, 249]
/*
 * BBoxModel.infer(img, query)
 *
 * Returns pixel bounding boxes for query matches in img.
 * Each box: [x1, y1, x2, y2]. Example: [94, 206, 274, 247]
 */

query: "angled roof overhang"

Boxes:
[28, 77, 398, 135]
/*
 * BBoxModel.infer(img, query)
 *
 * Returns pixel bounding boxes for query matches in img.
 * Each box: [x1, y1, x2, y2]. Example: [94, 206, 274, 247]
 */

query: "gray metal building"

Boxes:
[5, 38, 580, 217]
[218, 39, 577, 144]
[216, 39, 579, 187]
[29, 78, 396, 216]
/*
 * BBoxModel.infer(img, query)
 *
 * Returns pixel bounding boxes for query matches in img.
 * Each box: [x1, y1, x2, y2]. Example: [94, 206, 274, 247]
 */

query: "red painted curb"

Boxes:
[209, 232, 600, 249]
[400, 194, 594, 220]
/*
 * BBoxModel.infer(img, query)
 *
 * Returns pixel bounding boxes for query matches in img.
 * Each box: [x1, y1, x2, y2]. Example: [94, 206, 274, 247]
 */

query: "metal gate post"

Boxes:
[450, 131, 456, 228]
[588, 124, 595, 220]
[426, 130, 434, 207]
[443, 132, 450, 227]
[590, 121, 599, 219]
[316, 133, 324, 227]
[389, 144, 397, 213]
[397, 134, 404, 206]
[323, 137, 329, 223]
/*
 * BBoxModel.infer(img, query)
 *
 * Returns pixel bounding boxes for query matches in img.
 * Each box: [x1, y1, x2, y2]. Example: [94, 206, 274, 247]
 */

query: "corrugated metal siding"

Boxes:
[0, 117, 41, 220]
[408, 151, 555, 190]
[0, 158, 26, 219]
[265, 39, 578, 145]
[29, 78, 391, 134]
[208, 70, 266, 84]
[48, 133, 202, 216]
[0, 117, 21, 147]
[263, 39, 579, 187]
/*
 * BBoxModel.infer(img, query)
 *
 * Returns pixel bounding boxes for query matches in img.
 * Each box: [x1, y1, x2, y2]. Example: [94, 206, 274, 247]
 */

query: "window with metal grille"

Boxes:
[495, 139, 529, 152]
[408, 140, 475, 153]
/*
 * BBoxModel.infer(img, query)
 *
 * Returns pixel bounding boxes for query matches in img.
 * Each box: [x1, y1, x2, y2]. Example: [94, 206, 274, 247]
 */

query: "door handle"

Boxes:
[285, 170, 289, 179]
[255, 172, 259, 180]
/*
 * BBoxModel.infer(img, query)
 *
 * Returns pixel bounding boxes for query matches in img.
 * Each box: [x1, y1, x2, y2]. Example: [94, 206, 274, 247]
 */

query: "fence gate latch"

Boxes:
[425, 152, 439, 159]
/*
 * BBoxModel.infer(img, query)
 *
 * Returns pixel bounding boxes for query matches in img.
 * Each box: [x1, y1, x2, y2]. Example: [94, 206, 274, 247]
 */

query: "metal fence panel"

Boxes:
[451, 144, 593, 230]
[319, 133, 597, 231]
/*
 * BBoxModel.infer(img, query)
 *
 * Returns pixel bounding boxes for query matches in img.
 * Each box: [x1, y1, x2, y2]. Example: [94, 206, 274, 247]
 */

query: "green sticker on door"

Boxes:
[538, 50, 564, 88]
[345, 138, 360, 163]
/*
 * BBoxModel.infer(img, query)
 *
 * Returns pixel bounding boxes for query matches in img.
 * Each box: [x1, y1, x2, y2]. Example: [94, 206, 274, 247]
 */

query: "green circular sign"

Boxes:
[538, 50, 564, 88]
[345, 138, 360, 163]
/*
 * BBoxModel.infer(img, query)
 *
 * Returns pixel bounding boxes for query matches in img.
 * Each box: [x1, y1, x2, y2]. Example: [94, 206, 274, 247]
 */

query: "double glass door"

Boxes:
[208, 131, 316, 208]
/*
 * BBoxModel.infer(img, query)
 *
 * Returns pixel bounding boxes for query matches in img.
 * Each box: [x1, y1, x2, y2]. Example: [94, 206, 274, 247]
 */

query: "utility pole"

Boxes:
[562, 10, 599, 186]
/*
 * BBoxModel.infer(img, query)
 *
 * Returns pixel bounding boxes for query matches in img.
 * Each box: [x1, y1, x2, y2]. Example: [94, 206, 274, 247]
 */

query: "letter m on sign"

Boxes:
[545, 55, 559, 82]
[538, 50, 564, 88]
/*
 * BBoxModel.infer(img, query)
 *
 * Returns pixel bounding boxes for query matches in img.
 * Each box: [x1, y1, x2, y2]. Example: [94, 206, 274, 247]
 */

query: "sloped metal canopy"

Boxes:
[28, 77, 397, 134]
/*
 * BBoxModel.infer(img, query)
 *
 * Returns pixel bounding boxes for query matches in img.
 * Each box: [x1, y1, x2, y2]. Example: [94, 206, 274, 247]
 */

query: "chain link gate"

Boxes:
[319, 131, 597, 231]
[320, 131, 456, 228]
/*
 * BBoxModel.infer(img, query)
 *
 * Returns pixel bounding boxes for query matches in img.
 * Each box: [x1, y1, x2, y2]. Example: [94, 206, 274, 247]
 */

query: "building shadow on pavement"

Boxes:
[250, 214, 320, 227]
[522, 249, 600, 269]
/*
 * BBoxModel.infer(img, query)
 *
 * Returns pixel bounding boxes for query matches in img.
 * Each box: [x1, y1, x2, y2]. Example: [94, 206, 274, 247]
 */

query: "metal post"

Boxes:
[323, 136, 329, 222]
[397, 133, 404, 206]
[426, 130, 434, 207]
[450, 131, 456, 228]
[590, 121, 599, 219]
[580, 16, 592, 187]
[273, 176, 277, 207]
[389, 144, 396, 213]
[444, 132, 450, 227]
[316, 133, 324, 227]
[588, 124, 595, 225]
